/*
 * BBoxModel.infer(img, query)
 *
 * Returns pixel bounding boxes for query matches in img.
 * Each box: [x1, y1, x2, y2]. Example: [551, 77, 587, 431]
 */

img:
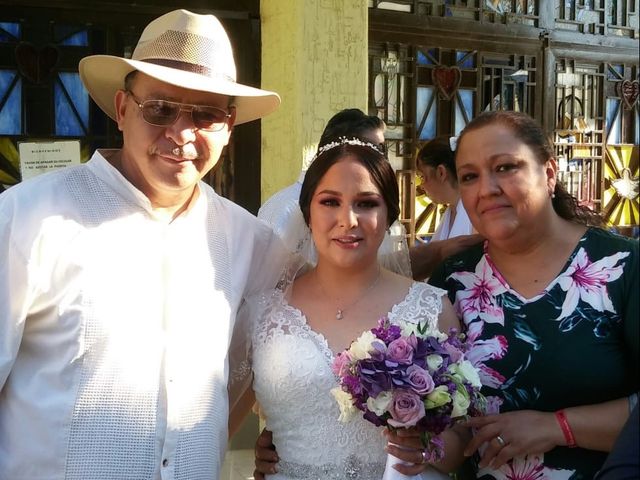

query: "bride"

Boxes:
[230, 137, 469, 479]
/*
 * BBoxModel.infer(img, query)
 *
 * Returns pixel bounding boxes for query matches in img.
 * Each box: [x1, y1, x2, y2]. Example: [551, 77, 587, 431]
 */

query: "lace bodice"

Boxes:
[251, 282, 446, 479]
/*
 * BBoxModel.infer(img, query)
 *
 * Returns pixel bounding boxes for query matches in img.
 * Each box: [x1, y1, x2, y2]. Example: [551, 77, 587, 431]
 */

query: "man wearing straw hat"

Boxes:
[0, 9, 288, 479]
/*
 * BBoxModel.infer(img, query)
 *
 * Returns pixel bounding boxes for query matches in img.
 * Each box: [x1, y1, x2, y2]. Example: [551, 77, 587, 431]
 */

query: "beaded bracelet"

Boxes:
[555, 410, 577, 448]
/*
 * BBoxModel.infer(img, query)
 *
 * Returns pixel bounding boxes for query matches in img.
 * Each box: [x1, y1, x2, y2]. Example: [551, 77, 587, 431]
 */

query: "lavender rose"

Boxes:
[386, 337, 415, 364]
[404, 364, 435, 395]
[387, 389, 425, 427]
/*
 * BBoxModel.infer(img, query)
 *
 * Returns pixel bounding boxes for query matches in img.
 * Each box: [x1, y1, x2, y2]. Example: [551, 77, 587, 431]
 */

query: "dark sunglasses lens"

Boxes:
[192, 107, 228, 130]
[142, 100, 179, 126]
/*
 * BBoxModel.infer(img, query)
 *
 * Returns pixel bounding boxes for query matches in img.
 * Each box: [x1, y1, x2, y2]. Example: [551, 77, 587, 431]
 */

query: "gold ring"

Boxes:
[495, 435, 506, 447]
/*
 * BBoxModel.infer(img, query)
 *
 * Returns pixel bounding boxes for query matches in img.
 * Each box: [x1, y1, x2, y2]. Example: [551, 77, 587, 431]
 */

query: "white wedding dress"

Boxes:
[251, 281, 451, 480]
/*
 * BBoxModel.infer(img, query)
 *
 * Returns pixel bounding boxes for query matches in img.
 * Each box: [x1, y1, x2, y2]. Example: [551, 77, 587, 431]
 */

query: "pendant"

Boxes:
[336, 309, 343, 320]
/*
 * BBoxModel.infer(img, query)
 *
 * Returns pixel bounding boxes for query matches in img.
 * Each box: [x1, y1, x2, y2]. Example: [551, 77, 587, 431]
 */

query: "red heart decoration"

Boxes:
[432, 66, 462, 101]
[15, 42, 59, 84]
[616, 79, 639, 110]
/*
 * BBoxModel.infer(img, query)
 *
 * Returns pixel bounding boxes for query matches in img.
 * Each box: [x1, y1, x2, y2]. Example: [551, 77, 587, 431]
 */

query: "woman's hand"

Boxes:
[253, 428, 278, 480]
[384, 427, 434, 476]
[464, 410, 563, 469]
[384, 425, 469, 475]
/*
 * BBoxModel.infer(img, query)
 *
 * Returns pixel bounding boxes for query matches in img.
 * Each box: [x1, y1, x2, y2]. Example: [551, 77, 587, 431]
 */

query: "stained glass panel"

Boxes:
[416, 87, 437, 140]
[417, 49, 437, 65]
[0, 71, 21, 135]
[55, 73, 88, 136]
[0, 22, 20, 42]
[456, 51, 475, 69]
[455, 89, 474, 134]
[606, 98, 622, 144]
[55, 25, 89, 46]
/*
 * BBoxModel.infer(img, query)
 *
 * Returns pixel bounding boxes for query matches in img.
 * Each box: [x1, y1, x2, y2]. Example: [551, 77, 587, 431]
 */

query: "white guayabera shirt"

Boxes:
[0, 150, 288, 480]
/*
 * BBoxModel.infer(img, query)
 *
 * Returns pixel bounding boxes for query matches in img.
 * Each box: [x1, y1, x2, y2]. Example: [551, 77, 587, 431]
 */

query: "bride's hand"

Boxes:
[253, 428, 279, 479]
[384, 428, 432, 475]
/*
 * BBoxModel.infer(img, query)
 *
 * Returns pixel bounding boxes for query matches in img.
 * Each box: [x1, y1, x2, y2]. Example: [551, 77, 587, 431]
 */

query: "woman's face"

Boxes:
[416, 162, 448, 204]
[309, 155, 388, 270]
[455, 123, 556, 243]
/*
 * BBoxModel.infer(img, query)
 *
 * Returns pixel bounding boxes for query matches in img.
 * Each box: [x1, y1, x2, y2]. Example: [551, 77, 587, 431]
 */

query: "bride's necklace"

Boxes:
[317, 268, 382, 320]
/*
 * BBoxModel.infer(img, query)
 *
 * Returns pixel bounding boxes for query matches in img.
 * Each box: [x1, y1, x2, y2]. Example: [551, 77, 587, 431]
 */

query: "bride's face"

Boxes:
[309, 155, 388, 270]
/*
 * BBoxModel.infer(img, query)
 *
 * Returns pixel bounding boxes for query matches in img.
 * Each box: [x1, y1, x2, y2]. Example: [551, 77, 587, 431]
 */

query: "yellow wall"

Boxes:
[260, 0, 368, 202]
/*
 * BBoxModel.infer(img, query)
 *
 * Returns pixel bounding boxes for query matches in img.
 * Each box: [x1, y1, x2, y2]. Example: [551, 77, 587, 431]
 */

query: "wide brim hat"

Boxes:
[79, 9, 280, 125]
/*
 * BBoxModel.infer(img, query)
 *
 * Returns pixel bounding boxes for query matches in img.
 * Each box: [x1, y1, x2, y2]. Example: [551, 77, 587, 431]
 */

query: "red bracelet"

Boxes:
[555, 410, 577, 448]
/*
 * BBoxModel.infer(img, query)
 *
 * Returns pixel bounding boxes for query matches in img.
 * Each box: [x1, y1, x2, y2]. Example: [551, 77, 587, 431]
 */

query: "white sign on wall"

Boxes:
[18, 141, 81, 181]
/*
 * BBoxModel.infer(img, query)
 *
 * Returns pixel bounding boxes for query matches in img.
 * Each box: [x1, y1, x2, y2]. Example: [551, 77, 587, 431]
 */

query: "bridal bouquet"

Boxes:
[330, 317, 485, 479]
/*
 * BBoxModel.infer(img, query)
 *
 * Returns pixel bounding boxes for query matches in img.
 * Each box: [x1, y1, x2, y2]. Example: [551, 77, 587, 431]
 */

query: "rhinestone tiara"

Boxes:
[311, 136, 385, 164]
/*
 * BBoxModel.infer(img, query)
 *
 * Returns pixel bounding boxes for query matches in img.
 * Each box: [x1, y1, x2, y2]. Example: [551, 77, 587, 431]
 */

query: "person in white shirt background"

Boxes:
[415, 136, 474, 242]
[0, 9, 288, 480]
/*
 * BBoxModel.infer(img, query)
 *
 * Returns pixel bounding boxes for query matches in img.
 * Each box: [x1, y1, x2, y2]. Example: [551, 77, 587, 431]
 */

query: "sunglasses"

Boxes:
[126, 91, 232, 131]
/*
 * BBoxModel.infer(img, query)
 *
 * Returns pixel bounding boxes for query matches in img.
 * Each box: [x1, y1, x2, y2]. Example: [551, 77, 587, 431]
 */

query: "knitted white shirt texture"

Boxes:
[0, 150, 287, 480]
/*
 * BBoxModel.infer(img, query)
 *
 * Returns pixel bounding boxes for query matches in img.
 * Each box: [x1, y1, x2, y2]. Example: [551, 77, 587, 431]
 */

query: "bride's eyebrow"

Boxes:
[315, 189, 341, 196]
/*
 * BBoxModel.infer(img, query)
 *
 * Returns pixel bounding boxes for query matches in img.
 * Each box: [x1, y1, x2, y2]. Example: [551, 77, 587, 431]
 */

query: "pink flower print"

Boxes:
[450, 256, 507, 326]
[555, 248, 630, 321]
[479, 454, 574, 480]
[465, 320, 508, 388]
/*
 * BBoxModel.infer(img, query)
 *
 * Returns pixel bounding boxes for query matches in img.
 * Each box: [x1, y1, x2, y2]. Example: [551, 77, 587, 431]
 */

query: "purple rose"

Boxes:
[387, 390, 425, 427]
[404, 364, 434, 395]
[387, 337, 414, 364]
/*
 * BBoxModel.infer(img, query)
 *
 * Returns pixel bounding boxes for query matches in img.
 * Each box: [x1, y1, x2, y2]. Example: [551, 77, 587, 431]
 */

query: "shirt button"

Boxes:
[162, 458, 169, 467]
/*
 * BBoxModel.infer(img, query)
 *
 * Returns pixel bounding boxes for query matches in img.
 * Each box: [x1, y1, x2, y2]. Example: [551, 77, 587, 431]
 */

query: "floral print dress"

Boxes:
[429, 227, 639, 479]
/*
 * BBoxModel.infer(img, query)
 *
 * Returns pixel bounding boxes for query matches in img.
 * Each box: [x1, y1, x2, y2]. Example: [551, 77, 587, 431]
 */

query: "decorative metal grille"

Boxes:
[554, 59, 605, 212]
[555, 0, 638, 36]
[369, 0, 539, 26]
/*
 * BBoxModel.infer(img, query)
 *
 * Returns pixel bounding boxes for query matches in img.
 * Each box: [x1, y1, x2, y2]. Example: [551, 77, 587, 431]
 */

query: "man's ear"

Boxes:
[114, 90, 129, 132]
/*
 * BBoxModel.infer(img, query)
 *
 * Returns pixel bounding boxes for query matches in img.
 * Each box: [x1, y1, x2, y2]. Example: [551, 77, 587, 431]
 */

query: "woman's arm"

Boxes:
[464, 397, 631, 469]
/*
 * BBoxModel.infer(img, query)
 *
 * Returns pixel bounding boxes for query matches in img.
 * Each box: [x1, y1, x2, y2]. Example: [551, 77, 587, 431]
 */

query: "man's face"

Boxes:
[114, 73, 236, 206]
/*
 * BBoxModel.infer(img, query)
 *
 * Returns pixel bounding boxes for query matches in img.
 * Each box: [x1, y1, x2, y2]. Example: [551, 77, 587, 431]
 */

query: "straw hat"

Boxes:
[79, 9, 280, 125]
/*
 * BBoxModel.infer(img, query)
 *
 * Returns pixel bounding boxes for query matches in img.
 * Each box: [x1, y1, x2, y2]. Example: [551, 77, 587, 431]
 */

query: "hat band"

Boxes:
[140, 58, 235, 83]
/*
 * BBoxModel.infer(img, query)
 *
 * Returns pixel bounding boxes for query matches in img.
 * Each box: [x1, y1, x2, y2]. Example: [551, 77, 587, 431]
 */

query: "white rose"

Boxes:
[331, 387, 357, 423]
[447, 363, 463, 382]
[451, 390, 471, 418]
[366, 391, 392, 416]
[457, 360, 482, 388]
[426, 354, 443, 372]
[400, 322, 421, 338]
[348, 331, 376, 360]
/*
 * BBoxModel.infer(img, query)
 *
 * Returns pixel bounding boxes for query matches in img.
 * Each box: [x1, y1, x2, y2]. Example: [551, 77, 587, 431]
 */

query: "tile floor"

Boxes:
[220, 449, 255, 480]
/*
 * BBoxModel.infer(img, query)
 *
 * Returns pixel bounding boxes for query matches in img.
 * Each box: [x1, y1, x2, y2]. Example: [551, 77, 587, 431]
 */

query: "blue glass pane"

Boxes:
[55, 26, 89, 46]
[0, 22, 20, 42]
[0, 71, 21, 135]
[416, 87, 437, 140]
[455, 90, 474, 135]
[417, 49, 437, 66]
[606, 98, 621, 144]
[606, 65, 624, 80]
[55, 73, 88, 136]
[456, 51, 475, 69]
[61, 31, 89, 47]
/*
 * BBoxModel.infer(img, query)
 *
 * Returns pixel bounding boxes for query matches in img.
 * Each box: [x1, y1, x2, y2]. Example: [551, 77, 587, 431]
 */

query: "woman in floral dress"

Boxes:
[429, 110, 638, 478]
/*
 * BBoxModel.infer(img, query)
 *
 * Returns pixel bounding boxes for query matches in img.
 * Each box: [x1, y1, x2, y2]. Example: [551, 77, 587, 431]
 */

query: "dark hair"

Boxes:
[300, 141, 400, 228]
[416, 136, 457, 184]
[319, 109, 385, 147]
[457, 110, 604, 227]
[124, 70, 138, 91]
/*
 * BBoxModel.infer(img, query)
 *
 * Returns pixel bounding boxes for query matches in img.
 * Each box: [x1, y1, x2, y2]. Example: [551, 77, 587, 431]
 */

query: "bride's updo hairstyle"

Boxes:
[299, 137, 400, 228]
[456, 110, 604, 227]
